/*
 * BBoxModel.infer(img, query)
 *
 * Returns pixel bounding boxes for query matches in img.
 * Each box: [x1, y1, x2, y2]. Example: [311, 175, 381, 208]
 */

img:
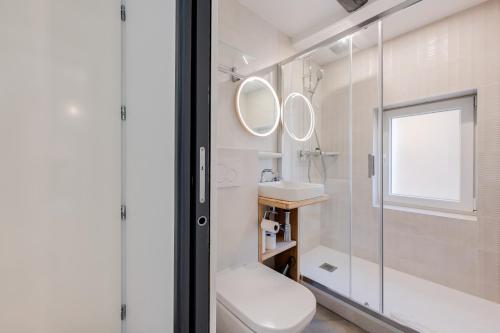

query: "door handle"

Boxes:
[199, 147, 206, 204]
[368, 154, 375, 178]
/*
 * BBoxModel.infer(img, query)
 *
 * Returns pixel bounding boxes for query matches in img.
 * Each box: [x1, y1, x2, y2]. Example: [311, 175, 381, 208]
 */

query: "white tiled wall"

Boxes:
[382, 0, 500, 302]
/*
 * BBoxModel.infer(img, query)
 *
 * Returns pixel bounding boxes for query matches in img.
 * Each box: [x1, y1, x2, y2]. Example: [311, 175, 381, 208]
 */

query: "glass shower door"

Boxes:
[306, 37, 353, 299]
[349, 22, 383, 312]
[380, 3, 500, 331]
[281, 39, 353, 299]
[283, 22, 383, 311]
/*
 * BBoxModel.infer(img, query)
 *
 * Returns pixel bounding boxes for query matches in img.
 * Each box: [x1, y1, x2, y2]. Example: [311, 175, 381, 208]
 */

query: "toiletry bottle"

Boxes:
[284, 211, 291, 242]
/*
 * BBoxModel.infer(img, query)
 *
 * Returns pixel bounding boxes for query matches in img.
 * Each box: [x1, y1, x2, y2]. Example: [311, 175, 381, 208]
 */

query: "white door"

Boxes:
[0, 1, 122, 332]
[123, 0, 176, 331]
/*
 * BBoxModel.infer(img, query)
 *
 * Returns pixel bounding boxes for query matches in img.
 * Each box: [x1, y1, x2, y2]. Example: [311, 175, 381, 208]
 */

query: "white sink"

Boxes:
[258, 181, 324, 201]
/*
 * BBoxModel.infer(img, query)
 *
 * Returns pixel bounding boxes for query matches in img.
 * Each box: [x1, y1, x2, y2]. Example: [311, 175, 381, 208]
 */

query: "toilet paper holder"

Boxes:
[262, 209, 278, 221]
[261, 210, 280, 253]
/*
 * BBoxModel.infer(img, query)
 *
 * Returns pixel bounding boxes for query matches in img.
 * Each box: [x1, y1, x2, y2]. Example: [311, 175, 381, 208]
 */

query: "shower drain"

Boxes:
[319, 263, 337, 272]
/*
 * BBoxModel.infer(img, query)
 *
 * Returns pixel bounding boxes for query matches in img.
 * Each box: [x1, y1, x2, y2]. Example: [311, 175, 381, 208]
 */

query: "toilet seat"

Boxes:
[216, 262, 316, 333]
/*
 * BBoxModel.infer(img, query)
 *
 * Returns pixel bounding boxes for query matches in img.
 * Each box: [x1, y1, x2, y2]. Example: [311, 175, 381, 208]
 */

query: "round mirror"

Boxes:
[281, 92, 315, 142]
[236, 77, 280, 137]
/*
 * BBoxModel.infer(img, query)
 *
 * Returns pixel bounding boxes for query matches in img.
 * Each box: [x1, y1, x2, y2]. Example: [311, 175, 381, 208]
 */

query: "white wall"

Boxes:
[124, 0, 176, 331]
[218, 0, 296, 77]
[216, 149, 258, 271]
[0, 1, 121, 332]
[215, 0, 298, 275]
[217, 0, 296, 156]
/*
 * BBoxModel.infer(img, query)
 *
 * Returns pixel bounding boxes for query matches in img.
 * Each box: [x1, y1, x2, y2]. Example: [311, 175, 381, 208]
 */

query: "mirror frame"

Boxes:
[235, 76, 281, 137]
[281, 92, 315, 142]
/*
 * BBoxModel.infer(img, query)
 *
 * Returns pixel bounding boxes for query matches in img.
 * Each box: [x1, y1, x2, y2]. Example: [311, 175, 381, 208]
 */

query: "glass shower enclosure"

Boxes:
[282, 1, 500, 331]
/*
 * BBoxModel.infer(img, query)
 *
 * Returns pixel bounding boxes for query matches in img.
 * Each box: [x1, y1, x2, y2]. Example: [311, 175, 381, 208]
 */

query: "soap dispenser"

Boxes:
[283, 210, 291, 242]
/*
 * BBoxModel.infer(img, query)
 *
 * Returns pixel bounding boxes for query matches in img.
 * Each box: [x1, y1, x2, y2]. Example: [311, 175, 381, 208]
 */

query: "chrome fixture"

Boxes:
[336, 0, 368, 13]
[307, 68, 324, 95]
[217, 64, 247, 82]
[299, 150, 339, 159]
[304, 62, 327, 184]
[260, 169, 280, 183]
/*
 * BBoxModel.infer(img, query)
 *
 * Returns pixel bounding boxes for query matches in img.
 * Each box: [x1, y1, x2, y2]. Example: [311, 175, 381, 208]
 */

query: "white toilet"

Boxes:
[216, 262, 316, 333]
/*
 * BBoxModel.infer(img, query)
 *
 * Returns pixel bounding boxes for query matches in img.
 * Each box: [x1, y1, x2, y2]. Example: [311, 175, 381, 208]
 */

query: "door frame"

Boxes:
[175, 0, 212, 331]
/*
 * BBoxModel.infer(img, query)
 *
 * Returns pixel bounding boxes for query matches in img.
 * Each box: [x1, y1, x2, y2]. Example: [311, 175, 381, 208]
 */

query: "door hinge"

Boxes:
[121, 4, 126, 22]
[121, 205, 127, 220]
[121, 105, 127, 120]
[121, 304, 126, 320]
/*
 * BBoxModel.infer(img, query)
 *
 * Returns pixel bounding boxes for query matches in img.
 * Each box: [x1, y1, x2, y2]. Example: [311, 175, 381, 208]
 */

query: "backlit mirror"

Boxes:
[236, 76, 280, 137]
[282, 92, 315, 142]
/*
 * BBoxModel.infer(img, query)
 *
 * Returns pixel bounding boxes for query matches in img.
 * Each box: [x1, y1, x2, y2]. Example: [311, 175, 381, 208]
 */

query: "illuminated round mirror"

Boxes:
[281, 92, 315, 142]
[236, 76, 280, 137]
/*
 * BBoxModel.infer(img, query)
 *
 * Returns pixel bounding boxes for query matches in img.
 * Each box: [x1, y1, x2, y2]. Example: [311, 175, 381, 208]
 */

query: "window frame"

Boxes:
[382, 93, 477, 213]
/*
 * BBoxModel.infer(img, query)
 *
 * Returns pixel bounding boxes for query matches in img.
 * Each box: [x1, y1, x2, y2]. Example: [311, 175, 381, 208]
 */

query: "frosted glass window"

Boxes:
[390, 110, 461, 201]
[382, 94, 476, 212]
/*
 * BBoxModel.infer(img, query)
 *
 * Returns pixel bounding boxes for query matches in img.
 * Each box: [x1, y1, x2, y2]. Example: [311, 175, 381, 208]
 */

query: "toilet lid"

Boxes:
[216, 262, 316, 333]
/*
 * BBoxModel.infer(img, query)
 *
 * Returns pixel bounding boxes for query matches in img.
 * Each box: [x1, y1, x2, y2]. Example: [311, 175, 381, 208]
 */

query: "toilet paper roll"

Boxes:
[261, 219, 280, 234]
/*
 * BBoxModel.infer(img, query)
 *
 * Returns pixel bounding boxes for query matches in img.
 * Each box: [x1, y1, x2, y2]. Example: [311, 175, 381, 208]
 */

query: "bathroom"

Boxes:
[1, 0, 500, 332]
[215, 0, 500, 332]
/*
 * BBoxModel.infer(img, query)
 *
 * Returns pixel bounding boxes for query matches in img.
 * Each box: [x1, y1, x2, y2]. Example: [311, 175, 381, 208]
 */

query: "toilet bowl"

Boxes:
[216, 262, 316, 333]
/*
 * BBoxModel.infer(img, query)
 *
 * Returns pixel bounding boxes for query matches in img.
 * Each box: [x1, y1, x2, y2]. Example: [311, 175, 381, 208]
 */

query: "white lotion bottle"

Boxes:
[284, 210, 291, 242]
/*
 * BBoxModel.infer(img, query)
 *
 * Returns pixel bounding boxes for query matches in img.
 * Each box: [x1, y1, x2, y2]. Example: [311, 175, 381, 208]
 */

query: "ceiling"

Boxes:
[237, 0, 381, 38]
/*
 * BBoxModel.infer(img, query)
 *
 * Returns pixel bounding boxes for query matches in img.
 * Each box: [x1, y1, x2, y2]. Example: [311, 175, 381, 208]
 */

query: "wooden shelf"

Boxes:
[258, 194, 329, 210]
[262, 240, 297, 261]
[257, 196, 328, 281]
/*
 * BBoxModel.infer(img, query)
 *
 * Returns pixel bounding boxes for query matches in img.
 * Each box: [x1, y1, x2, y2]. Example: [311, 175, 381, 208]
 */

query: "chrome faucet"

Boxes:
[260, 169, 280, 183]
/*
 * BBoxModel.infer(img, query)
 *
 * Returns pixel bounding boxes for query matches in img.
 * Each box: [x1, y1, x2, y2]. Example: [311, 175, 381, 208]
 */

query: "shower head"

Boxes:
[336, 0, 368, 13]
[309, 68, 324, 96]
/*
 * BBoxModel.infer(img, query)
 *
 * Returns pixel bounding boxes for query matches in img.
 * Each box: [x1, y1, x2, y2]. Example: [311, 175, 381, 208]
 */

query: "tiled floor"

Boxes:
[304, 304, 367, 333]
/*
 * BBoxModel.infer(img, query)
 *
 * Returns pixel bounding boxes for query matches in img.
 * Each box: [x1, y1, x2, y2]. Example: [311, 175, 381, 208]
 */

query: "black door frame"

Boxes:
[175, 0, 211, 331]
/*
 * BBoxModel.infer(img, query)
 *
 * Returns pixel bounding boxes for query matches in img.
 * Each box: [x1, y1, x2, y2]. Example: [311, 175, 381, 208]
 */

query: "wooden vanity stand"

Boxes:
[258, 195, 329, 282]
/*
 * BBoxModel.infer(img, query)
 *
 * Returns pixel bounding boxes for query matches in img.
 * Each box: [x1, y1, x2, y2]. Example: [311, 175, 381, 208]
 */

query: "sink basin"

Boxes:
[258, 181, 324, 201]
